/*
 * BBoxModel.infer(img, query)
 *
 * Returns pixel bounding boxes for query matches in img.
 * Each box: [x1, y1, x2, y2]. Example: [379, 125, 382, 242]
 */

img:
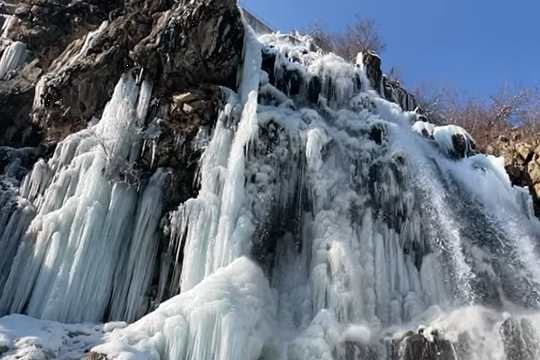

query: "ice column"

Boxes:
[0, 73, 163, 323]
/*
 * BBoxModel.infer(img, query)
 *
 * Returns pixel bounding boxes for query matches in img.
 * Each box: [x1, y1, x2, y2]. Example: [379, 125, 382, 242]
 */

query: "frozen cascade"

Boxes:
[1, 13, 540, 360]
[92, 29, 540, 360]
[0, 73, 166, 323]
[167, 25, 263, 293]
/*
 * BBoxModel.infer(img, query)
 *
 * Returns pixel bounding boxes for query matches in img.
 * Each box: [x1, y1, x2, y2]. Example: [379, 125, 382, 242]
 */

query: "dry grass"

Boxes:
[414, 86, 540, 151]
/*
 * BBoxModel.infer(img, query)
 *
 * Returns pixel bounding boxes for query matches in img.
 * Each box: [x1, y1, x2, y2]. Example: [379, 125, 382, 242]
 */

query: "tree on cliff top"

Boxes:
[307, 16, 385, 60]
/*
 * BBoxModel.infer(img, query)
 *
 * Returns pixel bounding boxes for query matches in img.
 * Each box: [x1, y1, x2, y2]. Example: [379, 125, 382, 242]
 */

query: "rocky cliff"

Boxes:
[486, 132, 540, 216]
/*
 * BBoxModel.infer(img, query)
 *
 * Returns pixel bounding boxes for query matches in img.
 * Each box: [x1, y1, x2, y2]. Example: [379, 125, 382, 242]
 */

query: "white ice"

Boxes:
[0, 73, 165, 323]
[0, 41, 26, 79]
[92, 257, 276, 360]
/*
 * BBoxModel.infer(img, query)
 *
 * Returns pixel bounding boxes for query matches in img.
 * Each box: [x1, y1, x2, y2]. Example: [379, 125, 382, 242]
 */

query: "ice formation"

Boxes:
[0, 41, 26, 79]
[0, 15, 26, 79]
[93, 257, 275, 360]
[0, 73, 165, 324]
[1, 8, 540, 360]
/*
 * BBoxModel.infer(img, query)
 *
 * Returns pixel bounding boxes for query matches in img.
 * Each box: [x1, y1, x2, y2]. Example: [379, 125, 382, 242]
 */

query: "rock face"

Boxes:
[1, 0, 243, 147]
[1, 0, 244, 211]
[487, 131, 540, 216]
[0, 0, 122, 147]
[362, 50, 420, 113]
[391, 331, 457, 360]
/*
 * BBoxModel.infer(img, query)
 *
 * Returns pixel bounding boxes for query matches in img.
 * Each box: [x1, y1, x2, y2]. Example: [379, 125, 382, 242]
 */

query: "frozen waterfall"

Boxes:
[1, 10, 540, 360]
[0, 73, 166, 323]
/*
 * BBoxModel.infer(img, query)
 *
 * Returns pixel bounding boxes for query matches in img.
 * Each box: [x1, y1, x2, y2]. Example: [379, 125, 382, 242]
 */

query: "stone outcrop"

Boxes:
[0, 0, 124, 147]
[131, 0, 244, 90]
[1, 0, 244, 148]
[361, 50, 420, 113]
[391, 330, 457, 360]
[486, 130, 540, 216]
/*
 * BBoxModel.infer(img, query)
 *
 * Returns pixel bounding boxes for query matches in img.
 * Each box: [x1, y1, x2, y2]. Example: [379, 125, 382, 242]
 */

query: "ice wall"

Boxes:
[0, 73, 165, 323]
[166, 26, 263, 293]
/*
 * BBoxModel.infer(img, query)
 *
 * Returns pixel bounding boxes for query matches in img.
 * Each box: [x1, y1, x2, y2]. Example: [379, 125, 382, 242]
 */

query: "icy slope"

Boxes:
[92, 257, 275, 360]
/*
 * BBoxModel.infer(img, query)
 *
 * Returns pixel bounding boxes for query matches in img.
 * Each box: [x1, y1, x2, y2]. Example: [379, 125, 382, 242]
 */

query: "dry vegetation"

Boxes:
[307, 16, 385, 60]
[415, 86, 540, 150]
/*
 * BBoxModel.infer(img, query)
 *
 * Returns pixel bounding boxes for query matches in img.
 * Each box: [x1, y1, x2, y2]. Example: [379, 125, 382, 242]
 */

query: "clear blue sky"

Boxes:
[241, 0, 540, 100]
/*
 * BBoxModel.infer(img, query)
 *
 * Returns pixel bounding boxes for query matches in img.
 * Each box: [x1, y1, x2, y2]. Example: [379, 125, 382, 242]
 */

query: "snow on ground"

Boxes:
[0, 314, 126, 359]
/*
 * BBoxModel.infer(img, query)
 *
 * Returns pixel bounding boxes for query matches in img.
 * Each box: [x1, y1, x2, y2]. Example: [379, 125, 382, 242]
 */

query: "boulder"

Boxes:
[131, 0, 244, 90]
[488, 131, 540, 217]
[392, 330, 457, 360]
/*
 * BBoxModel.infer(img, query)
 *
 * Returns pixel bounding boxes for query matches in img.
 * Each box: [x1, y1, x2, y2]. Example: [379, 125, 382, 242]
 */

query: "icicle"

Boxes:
[0, 15, 17, 39]
[170, 26, 263, 292]
[0, 73, 162, 323]
[108, 169, 168, 322]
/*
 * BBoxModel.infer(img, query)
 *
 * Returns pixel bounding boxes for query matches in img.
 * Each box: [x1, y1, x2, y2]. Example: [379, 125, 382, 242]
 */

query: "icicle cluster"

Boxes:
[0, 74, 166, 323]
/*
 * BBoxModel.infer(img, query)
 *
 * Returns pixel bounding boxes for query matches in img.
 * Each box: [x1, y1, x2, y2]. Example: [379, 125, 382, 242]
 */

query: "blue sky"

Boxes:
[241, 0, 540, 100]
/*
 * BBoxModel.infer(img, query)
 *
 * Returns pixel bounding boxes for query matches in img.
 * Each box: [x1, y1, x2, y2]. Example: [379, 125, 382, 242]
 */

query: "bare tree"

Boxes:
[415, 85, 540, 150]
[334, 17, 385, 60]
[306, 21, 335, 54]
[307, 16, 385, 60]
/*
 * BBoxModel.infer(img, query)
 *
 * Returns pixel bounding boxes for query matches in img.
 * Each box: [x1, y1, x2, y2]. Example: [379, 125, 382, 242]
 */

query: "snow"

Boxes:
[412, 120, 435, 137]
[432, 124, 475, 156]
[93, 257, 276, 360]
[341, 324, 372, 344]
[0, 314, 122, 360]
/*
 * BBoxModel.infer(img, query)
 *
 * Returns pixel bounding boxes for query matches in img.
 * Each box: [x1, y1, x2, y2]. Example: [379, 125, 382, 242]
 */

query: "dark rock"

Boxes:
[361, 50, 421, 114]
[450, 133, 477, 159]
[31, 14, 144, 143]
[308, 75, 322, 103]
[0, 146, 44, 179]
[362, 50, 382, 92]
[85, 352, 108, 360]
[131, 0, 244, 91]
[138, 85, 221, 213]
[27, 0, 245, 145]
[0, 59, 42, 146]
[261, 48, 276, 85]
[392, 331, 457, 360]
[383, 77, 419, 112]
[0, 0, 124, 147]
[369, 124, 386, 145]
